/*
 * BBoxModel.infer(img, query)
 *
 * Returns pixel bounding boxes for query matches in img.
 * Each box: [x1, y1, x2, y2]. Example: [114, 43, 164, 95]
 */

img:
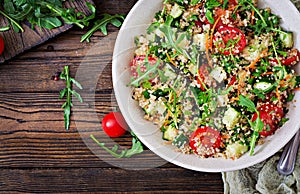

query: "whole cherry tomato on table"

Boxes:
[0, 35, 4, 55]
[102, 112, 128, 137]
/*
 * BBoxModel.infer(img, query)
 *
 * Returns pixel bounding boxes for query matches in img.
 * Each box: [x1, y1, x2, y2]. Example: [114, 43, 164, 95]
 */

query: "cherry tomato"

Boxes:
[252, 104, 284, 137]
[213, 25, 246, 55]
[269, 49, 300, 66]
[0, 36, 4, 55]
[189, 126, 221, 154]
[196, 64, 209, 91]
[102, 112, 128, 138]
[130, 55, 157, 78]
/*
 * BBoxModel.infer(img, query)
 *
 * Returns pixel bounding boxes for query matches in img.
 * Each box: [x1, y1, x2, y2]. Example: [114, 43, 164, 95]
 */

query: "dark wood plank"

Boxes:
[0, 168, 223, 193]
[0, 0, 94, 63]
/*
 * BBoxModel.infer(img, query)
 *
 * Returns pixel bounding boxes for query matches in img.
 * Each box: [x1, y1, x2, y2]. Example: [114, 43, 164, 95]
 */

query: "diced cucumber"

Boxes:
[222, 107, 241, 129]
[172, 133, 189, 148]
[210, 66, 227, 83]
[280, 32, 293, 48]
[193, 33, 206, 51]
[163, 125, 178, 141]
[170, 3, 183, 18]
[253, 81, 274, 93]
[226, 142, 249, 158]
[217, 94, 228, 107]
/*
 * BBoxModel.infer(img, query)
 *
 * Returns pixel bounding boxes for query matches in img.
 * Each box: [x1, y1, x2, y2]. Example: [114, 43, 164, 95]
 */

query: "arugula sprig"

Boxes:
[0, 26, 10, 32]
[238, 95, 264, 156]
[81, 14, 125, 42]
[205, 0, 221, 24]
[0, 9, 24, 32]
[59, 66, 83, 130]
[159, 15, 196, 64]
[0, 0, 96, 32]
[90, 132, 144, 158]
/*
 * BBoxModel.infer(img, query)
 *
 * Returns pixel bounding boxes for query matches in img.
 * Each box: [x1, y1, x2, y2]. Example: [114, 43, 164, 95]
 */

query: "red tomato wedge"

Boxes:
[130, 55, 157, 78]
[269, 48, 300, 66]
[252, 104, 284, 137]
[213, 25, 246, 55]
[189, 127, 221, 154]
[0, 36, 4, 55]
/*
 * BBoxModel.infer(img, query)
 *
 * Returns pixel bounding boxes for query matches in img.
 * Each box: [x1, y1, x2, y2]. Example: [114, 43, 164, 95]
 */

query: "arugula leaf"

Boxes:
[59, 66, 83, 130]
[159, 16, 196, 64]
[90, 132, 144, 158]
[0, 1, 96, 32]
[129, 60, 161, 87]
[205, 10, 214, 24]
[205, 0, 221, 9]
[80, 14, 125, 42]
[238, 95, 257, 113]
[237, 95, 266, 155]
[0, 26, 10, 31]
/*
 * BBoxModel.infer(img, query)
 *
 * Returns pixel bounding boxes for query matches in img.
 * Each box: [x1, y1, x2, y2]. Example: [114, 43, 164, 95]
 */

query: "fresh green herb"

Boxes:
[222, 0, 229, 9]
[80, 14, 125, 42]
[0, 8, 24, 32]
[129, 59, 161, 87]
[238, 95, 264, 155]
[59, 66, 83, 130]
[205, 10, 214, 24]
[90, 132, 144, 158]
[238, 95, 257, 113]
[0, 26, 10, 31]
[0, 0, 96, 32]
[159, 15, 196, 64]
[205, 0, 221, 9]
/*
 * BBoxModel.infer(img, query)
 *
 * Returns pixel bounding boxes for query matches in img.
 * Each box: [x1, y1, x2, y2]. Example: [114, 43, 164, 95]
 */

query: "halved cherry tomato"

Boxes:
[130, 55, 157, 78]
[189, 126, 221, 154]
[213, 25, 246, 55]
[102, 112, 128, 138]
[196, 64, 209, 91]
[269, 49, 300, 66]
[252, 104, 284, 137]
[0, 36, 4, 55]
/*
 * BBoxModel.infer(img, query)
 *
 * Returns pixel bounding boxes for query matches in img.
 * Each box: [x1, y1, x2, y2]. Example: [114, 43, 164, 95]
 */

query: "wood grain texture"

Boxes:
[0, 0, 94, 63]
[0, 0, 224, 193]
[0, 168, 223, 193]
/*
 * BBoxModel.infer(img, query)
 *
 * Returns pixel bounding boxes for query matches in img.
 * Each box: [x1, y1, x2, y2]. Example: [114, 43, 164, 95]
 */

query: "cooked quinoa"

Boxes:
[129, 0, 300, 159]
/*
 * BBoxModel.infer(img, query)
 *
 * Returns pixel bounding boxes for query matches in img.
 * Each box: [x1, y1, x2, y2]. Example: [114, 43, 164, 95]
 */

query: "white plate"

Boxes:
[112, 0, 300, 172]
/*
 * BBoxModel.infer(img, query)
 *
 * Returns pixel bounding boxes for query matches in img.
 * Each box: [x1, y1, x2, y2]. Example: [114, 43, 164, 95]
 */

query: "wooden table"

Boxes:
[0, 1, 224, 193]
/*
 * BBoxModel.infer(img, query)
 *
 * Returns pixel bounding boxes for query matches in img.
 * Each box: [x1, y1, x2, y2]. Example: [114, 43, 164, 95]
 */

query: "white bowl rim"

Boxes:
[112, 0, 300, 172]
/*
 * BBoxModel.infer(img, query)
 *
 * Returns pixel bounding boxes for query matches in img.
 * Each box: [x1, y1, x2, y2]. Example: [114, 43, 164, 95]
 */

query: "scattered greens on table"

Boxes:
[90, 132, 144, 158]
[59, 66, 83, 130]
[129, 0, 300, 159]
[0, 0, 125, 42]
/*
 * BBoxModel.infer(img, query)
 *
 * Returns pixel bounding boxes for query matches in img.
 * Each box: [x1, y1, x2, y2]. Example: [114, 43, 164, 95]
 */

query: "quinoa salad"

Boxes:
[128, 0, 300, 159]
